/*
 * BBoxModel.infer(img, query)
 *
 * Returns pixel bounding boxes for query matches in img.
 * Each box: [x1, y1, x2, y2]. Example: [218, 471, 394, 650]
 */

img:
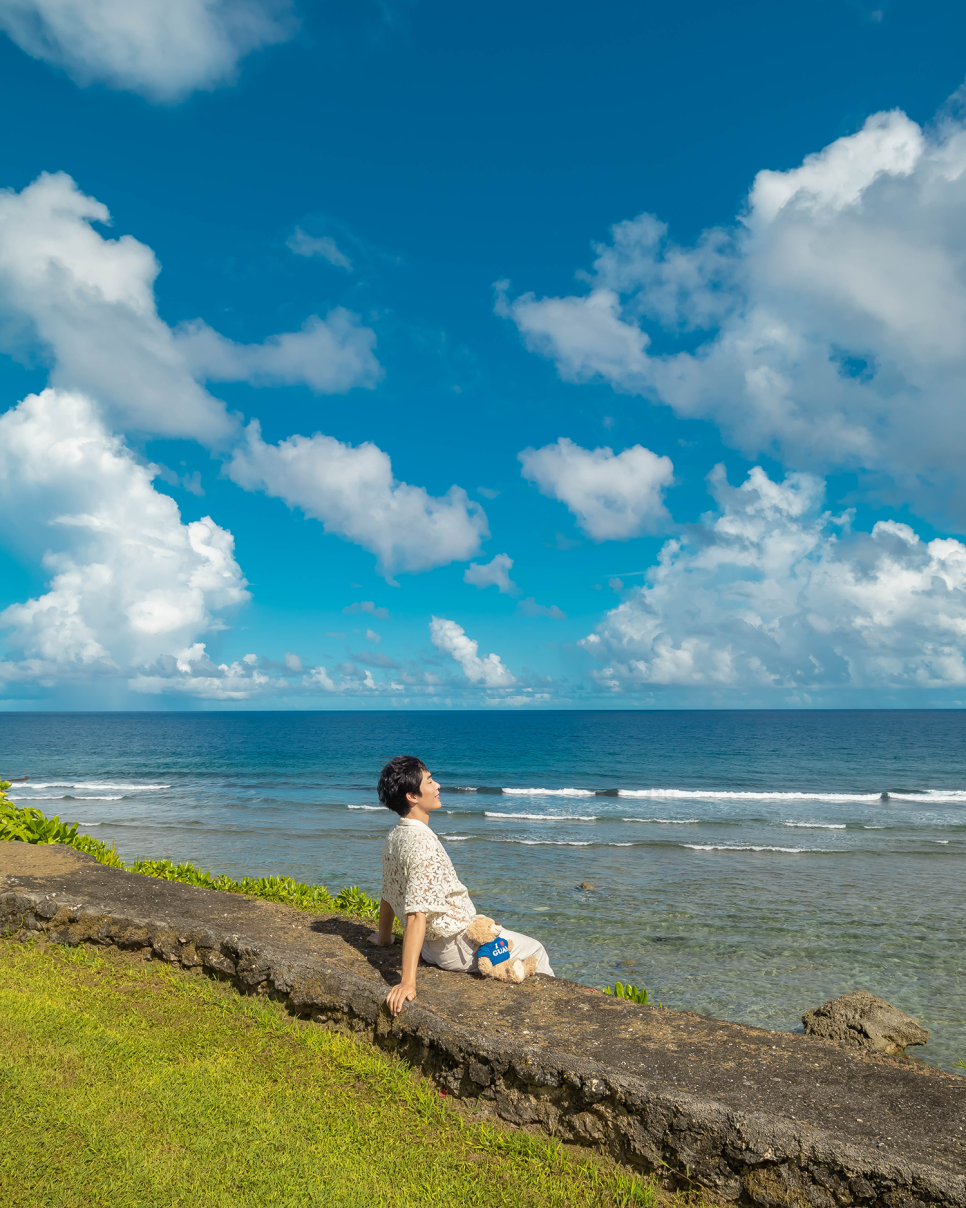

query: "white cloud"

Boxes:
[498, 283, 651, 385]
[0, 0, 294, 102]
[429, 616, 515, 687]
[581, 464, 966, 694]
[518, 437, 673, 540]
[343, 600, 390, 620]
[175, 311, 381, 394]
[0, 389, 249, 678]
[0, 172, 380, 444]
[130, 644, 365, 700]
[463, 552, 517, 594]
[227, 421, 489, 576]
[0, 172, 478, 582]
[516, 597, 565, 619]
[286, 227, 353, 271]
[501, 105, 966, 522]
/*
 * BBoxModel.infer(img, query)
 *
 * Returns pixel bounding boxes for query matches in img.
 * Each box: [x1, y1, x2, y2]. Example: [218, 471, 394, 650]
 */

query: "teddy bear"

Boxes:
[464, 915, 538, 983]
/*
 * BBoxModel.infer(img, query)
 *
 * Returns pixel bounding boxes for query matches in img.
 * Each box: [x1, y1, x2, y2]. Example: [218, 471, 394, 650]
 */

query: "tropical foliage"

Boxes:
[603, 981, 650, 1005]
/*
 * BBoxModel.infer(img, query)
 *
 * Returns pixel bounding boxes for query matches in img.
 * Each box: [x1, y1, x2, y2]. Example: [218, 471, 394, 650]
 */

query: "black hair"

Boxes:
[377, 755, 428, 816]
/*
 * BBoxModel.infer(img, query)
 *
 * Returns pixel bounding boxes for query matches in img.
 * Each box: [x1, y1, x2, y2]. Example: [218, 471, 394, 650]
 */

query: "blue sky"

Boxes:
[3, 0, 966, 708]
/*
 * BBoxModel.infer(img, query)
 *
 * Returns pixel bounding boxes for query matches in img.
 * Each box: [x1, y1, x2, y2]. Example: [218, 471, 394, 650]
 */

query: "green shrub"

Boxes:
[334, 884, 380, 918]
[603, 981, 649, 1005]
[0, 794, 81, 847]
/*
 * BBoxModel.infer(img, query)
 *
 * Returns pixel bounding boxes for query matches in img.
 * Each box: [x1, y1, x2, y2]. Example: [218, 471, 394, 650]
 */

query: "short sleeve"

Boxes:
[401, 840, 451, 918]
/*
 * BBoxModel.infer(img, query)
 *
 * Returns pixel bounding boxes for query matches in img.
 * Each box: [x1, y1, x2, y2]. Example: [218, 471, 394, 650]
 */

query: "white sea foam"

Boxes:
[682, 844, 830, 853]
[347, 805, 383, 811]
[886, 790, 966, 802]
[23, 782, 170, 791]
[783, 822, 846, 829]
[494, 838, 636, 848]
[442, 835, 471, 841]
[501, 787, 597, 797]
[619, 788, 881, 802]
[508, 839, 594, 846]
[484, 811, 598, 821]
[934, 840, 951, 844]
[9, 794, 123, 802]
[622, 816, 699, 824]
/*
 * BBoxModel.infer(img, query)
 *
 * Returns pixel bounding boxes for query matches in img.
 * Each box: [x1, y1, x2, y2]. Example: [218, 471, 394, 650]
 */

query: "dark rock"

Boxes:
[803, 990, 929, 1056]
[3, 841, 965, 1208]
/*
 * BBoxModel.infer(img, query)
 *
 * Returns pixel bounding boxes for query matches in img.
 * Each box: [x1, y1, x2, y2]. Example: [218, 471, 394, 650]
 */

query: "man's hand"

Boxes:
[386, 980, 417, 1016]
[384, 910, 426, 1018]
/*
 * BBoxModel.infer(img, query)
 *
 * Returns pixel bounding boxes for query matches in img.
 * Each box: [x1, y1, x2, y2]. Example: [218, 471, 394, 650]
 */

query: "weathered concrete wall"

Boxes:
[2, 840, 964, 1208]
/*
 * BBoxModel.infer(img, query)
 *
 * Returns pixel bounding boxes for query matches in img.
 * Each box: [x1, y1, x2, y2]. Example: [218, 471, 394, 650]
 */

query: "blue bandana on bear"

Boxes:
[477, 936, 510, 965]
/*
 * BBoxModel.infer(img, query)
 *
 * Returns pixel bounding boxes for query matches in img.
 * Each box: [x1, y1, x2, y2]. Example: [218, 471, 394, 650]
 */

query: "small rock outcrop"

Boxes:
[802, 989, 929, 1056]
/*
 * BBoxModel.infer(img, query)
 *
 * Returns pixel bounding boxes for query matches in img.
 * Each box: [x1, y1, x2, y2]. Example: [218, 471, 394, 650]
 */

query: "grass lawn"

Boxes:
[0, 939, 694, 1208]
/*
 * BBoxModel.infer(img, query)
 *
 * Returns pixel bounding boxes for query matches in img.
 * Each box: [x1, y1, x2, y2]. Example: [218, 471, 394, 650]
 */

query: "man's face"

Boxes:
[408, 768, 441, 811]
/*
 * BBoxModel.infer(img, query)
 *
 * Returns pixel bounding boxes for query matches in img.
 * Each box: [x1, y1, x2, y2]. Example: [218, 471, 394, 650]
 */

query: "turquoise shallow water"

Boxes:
[2, 710, 964, 1071]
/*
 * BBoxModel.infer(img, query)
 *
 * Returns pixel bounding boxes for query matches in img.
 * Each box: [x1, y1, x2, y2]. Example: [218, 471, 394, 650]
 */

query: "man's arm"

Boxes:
[368, 897, 396, 946]
[385, 911, 426, 1017]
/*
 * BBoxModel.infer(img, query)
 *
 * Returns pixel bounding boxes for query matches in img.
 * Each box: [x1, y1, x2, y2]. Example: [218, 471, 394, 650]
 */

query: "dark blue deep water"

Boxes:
[2, 710, 964, 1070]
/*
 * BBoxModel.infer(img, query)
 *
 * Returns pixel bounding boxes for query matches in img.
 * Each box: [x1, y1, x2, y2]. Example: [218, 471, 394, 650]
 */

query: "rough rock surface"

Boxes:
[804, 992, 930, 1057]
[2, 841, 964, 1208]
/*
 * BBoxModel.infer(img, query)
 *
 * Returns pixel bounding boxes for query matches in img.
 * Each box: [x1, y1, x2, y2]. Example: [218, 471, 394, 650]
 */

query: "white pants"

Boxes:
[421, 924, 554, 977]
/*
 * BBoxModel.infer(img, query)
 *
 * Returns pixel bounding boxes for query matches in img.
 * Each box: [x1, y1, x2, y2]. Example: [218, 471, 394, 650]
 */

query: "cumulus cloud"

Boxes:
[174, 311, 381, 394]
[429, 616, 515, 687]
[501, 104, 966, 522]
[227, 421, 489, 576]
[0, 172, 480, 580]
[518, 437, 673, 540]
[581, 464, 966, 694]
[463, 552, 517, 594]
[0, 172, 380, 444]
[0, 389, 249, 680]
[0, 395, 415, 700]
[128, 644, 407, 700]
[286, 227, 353, 271]
[0, 0, 294, 102]
[498, 283, 651, 386]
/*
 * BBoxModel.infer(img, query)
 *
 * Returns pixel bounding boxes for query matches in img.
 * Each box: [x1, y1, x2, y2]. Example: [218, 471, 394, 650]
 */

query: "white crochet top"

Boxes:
[381, 817, 477, 939]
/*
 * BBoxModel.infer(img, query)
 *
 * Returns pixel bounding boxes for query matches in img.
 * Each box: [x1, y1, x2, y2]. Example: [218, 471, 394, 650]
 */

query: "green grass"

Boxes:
[0, 939, 675, 1208]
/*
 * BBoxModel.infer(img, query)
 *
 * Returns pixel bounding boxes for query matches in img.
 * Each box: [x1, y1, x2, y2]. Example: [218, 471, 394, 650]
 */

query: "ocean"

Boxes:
[2, 710, 964, 1072]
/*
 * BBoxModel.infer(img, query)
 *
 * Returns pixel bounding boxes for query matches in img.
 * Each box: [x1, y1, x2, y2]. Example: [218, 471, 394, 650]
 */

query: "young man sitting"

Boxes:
[369, 754, 554, 1016]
